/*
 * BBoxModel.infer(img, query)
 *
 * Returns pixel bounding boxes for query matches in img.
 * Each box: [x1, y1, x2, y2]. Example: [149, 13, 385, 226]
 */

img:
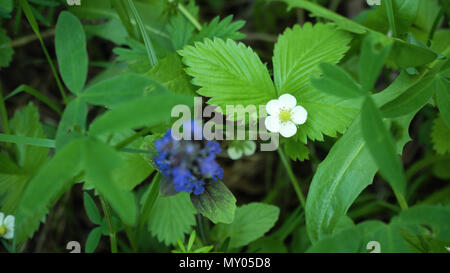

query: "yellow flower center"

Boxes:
[279, 110, 291, 122]
[0, 225, 6, 236]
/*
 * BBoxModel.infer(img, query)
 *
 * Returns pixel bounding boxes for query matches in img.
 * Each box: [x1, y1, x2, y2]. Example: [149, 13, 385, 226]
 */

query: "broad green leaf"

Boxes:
[275, 0, 367, 34]
[0, 103, 49, 214]
[55, 98, 88, 150]
[179, 38, 276, 110]
[0, 0, 13, 17]
[0, 28, 13, 67]
[361, 97, 406, 200]
[55, 11, 88, 94]
[146, 53, 196, 96]
[273, 23, 352, 95]
[83, 192, 101, 225]
[306, 72, 418, 242]
[213, 203, 279, 249]
[431, 115, 450, 155]
[284, 139, 309, 161]
[190, 181, 236, 224]
[166, 1, 197, 50]
[148, 193, 196, 246]
[193, 15, 246, 42]
[311, 63, 363, 99]
[81, 73, 155, 108]
[89, 91, 193, 136]
[83, 139, 137, 226]
[0, 134, 54, 148]
[85, 227, 102, 253]
[359, 33, 393, 92]
[85, 18, 127, 45]
[15, 138, 84, 243]
[380, 75, 436, 118]
[389, 38, 438, 69]
[435, 77, 450, 128]
[99, 130, 153, 191]
[306, 226, 364, 253]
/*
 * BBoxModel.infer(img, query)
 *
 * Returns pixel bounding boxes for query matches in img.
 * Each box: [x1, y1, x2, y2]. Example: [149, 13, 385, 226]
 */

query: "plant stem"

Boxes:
[126, 0, 158, 67]
[112, 0, 138, 40]
[277, 148, 306, 208]
[384, 0, 397, 37]
[178, 3, 202, 31]
[99, 195, 118, 253]
[427, 4, 445, 46]
[405, 154, 450, 181]
[115, 126, 153, 150]
[196, 214, 207, 244]
[10, 28, 55, 48]
[136, 173, 161, 243]
[0, 85, 11, 136]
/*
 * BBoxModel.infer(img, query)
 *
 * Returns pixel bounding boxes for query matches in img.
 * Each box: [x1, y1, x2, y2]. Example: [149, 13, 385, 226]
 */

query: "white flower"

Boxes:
[265, 94, 308, 138]
[0, 212, 14, 240]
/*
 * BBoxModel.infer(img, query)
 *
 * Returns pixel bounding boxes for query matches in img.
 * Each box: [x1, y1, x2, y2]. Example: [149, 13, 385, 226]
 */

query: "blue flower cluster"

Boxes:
[154, 121, 224, 195]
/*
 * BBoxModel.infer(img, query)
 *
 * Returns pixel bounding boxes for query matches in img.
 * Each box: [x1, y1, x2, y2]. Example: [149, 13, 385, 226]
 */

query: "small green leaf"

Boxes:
[190, 181, 236, 224]
[431, 115, 450, 155]
[85, 227, 102, 253]
[0, 28, 13, 67]
[83, 192, 101, 225]
[390, 39, 438, 69]
[193, 15, 246, 42]
[213, 203, 279, 249]
[359, 33, 393, 92]
[81, 73, 155, 108]
[55, 98, 88, 150]
[380, 75, 436, 118]
[311, 63, 363, 99]
[435, 77, 450, 128]
[284, 139, 309, 162]
[88, 91, 193, 136]
[148, 193, 196, 246]
[361, 97, 406, 200]
[55, 11, 88, 94]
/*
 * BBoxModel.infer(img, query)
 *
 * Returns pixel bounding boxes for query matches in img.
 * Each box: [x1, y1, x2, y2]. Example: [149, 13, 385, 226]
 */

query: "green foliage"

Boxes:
[284, 139, 309, 161]
[0, 28, 13, 67]
[55, 11, 88, 94]
[180, 38, 276, 111]
[191, 181, 236, 224]
[193, 15, 246, 42]
[213, 203, 280, 249]
[148, 193, 196, 246]
[432, 115, 450, 155]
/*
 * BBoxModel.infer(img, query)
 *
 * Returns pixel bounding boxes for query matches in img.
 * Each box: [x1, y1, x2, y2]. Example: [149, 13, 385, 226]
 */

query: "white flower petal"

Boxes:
[279, 121, 297, 138]
[266, 99, 281, 116]
[0, 212, 4, 224]
[278, 94, 297, 110]
[265, 115, 281, 133]
[4, 215, 14, 228]
[291, 105, 308, 125]
[3, 229, 13, 239]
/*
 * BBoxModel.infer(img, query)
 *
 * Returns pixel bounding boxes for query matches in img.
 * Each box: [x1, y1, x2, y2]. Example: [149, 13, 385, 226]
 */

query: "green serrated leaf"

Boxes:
[190, 181, 236, 224]
[193, 15, 246, 42]
[146, 53, 196, 96]
[431, 115, 450, 155]
[213, 203, 279, 249]
[273, 23, 352, 95]
[435, 77, 450, 128]
[148, 192, 196, 246]
[55, 11, 88, 94]
[179, 38, 276, 112]
[284, 139, 309, 161]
